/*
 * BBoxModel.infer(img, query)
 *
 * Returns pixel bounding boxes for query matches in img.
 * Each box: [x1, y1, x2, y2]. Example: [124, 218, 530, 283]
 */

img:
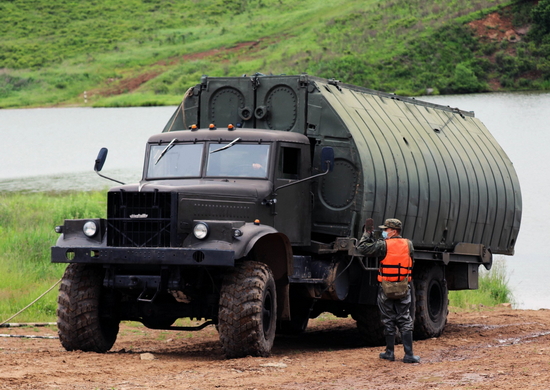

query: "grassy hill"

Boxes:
[1, 0, 549, 108]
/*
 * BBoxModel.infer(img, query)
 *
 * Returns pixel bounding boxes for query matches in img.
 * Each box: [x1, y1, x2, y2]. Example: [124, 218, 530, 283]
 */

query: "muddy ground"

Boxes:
[1, 307, 549, 390]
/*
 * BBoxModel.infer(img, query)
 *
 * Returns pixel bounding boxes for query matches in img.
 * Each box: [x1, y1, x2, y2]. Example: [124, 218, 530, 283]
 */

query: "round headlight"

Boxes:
[193, 222, 209, 240]
[83, 221, 98, 237]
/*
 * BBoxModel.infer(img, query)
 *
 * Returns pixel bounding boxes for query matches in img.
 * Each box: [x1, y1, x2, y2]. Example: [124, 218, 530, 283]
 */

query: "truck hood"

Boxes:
[110, 179, 273, 200]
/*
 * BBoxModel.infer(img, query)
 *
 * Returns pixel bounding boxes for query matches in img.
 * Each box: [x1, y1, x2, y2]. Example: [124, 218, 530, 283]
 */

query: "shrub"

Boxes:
[449, 62, 483, 93]
[531, 0, 550, 40]
[449, 258, 514, 309]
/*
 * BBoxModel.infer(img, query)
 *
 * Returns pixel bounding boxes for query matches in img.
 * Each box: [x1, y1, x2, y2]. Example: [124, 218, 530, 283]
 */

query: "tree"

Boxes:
[531, 0, 550, 40]
[449, 62, 483, 93]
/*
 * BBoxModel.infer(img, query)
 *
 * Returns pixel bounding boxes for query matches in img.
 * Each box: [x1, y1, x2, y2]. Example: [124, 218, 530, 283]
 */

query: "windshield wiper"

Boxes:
[210, 137, 241, 154]
[155, 138, 177, 165]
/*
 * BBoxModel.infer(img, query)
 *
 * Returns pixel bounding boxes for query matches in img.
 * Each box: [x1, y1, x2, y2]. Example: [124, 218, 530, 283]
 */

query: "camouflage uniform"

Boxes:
[356, 218, 420, 363]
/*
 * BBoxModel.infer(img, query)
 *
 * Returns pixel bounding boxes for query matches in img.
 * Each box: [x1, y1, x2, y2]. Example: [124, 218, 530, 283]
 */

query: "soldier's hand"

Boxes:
[364, 218, 374, 236]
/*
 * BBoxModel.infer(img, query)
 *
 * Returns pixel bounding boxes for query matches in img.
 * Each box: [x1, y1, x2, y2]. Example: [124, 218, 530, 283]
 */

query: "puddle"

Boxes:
[494, 331, 550, 346]
[455, 322, 538, 331]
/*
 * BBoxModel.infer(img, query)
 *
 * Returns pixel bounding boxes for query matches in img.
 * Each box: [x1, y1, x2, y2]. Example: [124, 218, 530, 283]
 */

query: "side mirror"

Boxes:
[94, 148, 108, 172]
[321, 147, 334, 172]
[93, 147, 125, 185]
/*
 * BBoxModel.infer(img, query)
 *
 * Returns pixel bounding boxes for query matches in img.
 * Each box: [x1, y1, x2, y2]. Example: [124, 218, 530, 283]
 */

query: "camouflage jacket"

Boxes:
[356, 231, 414, 259]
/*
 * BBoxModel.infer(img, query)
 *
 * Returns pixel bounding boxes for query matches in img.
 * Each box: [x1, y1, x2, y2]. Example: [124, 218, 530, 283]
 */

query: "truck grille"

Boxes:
[107, 191, 176, 247]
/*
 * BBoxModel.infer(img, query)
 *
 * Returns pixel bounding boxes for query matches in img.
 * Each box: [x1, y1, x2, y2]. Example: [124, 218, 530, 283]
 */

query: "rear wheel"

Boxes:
[57, 263, 119, 352]
[413, 264, 448, 339]
[352, 304, 385, 346]
[277, 297, 311, 335]
[277, 285, 311, 335]
[277, 315, 309, 335]
[218, 261, 277, 358]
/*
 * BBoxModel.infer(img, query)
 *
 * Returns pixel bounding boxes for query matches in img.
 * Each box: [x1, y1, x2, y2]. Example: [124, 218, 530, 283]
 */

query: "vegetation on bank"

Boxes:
[0, 192, 513, 323]
[1, 0, 550, 108]
[449, 258, 514, 309]
[0, 191, 106, 322]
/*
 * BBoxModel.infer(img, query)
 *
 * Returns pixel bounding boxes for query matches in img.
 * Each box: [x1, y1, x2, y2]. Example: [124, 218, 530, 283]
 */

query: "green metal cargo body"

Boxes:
[52, 74, 521, 359]
[164, 74, 521, 256]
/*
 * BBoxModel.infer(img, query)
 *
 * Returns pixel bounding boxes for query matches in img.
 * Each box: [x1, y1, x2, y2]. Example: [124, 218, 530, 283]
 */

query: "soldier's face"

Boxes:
[385, 228, 398, 239]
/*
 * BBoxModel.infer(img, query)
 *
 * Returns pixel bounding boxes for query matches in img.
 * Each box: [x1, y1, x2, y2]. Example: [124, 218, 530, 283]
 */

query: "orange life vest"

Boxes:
[378, 238, 413, 282]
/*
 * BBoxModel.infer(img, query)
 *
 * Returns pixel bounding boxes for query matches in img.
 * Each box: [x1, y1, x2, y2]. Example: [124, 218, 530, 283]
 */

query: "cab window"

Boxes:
[206, 143, 270, 178]
[278, 147, 300, 180]
[147, 143, 203, 179]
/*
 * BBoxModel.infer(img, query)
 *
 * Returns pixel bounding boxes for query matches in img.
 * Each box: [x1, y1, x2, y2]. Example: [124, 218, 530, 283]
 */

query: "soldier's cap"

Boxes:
[379, 218, 402, 230]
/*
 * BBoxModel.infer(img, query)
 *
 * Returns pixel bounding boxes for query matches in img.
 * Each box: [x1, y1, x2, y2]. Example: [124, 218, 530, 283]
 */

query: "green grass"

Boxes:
[0, 191, 106, 323]
[1, 0, 550, 108]
[449, 258, 514, 309]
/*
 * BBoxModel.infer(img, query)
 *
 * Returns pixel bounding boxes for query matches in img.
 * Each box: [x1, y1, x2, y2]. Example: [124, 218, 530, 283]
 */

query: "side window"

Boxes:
[278, 147, 300, 180]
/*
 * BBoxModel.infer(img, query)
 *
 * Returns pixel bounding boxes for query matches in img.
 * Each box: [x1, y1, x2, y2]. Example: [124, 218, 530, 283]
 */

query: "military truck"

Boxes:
[51, 74, 521, 358]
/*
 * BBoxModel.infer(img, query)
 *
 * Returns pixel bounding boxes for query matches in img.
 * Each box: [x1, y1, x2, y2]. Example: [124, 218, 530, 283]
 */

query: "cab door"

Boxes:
[273, 143, 311, 246]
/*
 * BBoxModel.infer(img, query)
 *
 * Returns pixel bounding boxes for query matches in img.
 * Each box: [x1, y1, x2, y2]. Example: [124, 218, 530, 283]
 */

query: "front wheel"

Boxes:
[57, 263, 120, 352]
[218, 261, 277, 358]
[413, 264, 448, 339]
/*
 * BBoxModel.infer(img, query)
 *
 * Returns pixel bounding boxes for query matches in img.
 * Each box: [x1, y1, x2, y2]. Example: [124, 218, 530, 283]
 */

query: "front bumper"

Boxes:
[51, 246, 235, 267]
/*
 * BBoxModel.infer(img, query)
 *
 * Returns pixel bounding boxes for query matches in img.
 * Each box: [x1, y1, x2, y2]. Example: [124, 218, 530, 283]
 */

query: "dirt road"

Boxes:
[1, 307, 549, 389]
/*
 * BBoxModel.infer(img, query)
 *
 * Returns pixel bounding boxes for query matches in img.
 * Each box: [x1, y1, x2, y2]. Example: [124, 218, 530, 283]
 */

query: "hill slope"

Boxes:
[1, 0, 549, 108]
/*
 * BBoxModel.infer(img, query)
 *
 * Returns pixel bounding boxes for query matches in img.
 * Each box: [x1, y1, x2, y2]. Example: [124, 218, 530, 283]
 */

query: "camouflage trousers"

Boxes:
[377, 284, 414, 336]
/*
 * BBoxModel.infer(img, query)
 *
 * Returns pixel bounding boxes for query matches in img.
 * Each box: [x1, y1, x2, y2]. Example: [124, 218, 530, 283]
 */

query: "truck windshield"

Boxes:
[147, 143, 204, 179]
[206, 143, 270, 178]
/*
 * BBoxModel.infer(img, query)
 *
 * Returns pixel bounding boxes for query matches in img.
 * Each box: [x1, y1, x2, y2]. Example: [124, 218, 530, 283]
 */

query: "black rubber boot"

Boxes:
[379, 335, 395, 361]
[402, 331, 420, 363]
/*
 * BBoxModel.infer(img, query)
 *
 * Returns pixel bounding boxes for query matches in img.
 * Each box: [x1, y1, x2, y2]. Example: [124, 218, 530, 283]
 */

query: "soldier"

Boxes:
[356, 218, 420, 363]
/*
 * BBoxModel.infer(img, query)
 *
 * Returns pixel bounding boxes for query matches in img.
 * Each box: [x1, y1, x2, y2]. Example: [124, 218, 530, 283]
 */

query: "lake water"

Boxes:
[0, 106, 176, 191]
[1, 93, 548, 310]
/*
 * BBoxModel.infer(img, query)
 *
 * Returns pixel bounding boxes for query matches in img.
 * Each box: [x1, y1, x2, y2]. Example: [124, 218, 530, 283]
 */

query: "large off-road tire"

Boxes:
[218, 261, 277, 358]
[413, 263, 449, 339]
[352, 304, 385, 346]
[57, 263, 119, 353]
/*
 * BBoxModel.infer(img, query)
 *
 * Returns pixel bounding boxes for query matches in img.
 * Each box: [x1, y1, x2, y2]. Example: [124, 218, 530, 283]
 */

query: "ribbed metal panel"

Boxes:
[318, 83, 521, 254]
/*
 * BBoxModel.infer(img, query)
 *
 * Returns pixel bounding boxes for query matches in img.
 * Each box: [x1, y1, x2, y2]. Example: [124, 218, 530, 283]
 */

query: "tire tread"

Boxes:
[57, 263, 119, 353]
[218, 261, 277, 358]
